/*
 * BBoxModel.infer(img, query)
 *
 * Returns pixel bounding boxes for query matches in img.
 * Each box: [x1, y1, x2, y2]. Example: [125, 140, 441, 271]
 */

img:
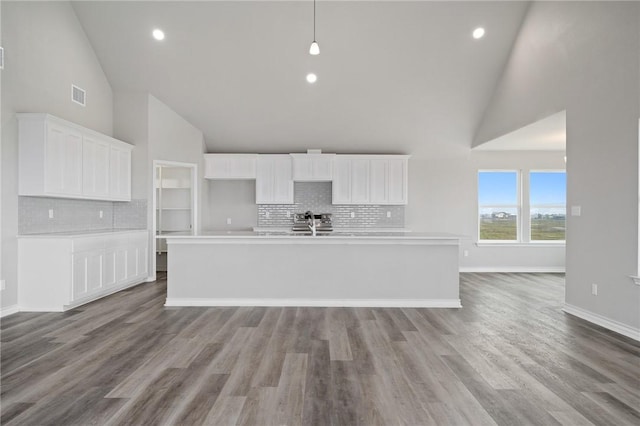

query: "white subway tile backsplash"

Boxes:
[19, 197, 147, 234]
[257, 182, 404, 229]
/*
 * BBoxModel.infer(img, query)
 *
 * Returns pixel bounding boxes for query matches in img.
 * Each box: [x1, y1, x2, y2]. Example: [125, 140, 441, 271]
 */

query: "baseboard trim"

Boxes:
[165, 298, 462, 308]
[460, 266, 565, 273]
[0, 305, 20, 317]
[563, 303, 640, 341]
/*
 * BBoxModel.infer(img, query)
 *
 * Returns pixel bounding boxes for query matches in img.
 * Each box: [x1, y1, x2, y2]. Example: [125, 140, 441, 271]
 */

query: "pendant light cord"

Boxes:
[313, 0, 316, 42]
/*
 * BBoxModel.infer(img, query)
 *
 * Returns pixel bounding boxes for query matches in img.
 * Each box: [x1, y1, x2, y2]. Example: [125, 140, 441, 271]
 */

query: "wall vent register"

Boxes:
[72, 84, 86, 106]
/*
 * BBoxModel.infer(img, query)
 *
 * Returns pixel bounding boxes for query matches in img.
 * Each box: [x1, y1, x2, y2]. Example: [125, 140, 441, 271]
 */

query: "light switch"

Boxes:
[99, 210, 104, 219]
[226, 218, 232, 225]
[571, 206, 581, 216]
[48, 209, 54, 219]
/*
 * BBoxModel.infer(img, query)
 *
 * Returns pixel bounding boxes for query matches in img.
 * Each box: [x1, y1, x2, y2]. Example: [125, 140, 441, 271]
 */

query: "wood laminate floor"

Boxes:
[1, 273, 639, 425]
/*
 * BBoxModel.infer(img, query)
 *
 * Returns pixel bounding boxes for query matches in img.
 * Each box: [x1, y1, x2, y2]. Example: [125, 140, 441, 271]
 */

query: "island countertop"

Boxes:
[160, 230, 467, 244]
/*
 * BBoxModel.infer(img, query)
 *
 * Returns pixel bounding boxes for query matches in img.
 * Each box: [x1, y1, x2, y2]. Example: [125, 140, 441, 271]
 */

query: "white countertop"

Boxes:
[18, 229, 147, 238]
[160, 230, 466, 241]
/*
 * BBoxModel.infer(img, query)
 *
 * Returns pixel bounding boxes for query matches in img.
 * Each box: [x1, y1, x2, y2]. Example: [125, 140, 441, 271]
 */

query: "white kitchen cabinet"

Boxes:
[256, 155, 294, 204]
[290, 154, 335, 181]
[18, 113, 133, 201]
[18, 230, 149, 311]
[204, 154, 258, 179]
[44, 122, 83, 196]
[332, 155, 409, 205]
[109, 145, 132, 200]
[82, 136, 111, 198]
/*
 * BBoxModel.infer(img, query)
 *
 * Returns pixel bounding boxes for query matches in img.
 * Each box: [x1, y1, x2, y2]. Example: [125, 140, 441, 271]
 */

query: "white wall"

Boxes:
[1, 1, 113, 310]
[114, 93, 206, 278]
[474, 1, 640, 333]
[203, 180, 258, 231]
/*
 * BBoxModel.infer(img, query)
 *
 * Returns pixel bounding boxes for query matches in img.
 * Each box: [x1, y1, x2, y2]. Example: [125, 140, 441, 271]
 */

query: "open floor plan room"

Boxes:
[2, 273, 638, 426]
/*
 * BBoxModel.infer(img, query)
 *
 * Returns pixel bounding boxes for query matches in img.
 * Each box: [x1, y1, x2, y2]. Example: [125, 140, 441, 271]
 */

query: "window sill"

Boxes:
[476, 242, 566, 248]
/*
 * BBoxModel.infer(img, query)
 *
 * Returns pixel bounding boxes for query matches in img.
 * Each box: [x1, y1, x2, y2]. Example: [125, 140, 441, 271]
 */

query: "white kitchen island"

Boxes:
[163, 231, 465, 308]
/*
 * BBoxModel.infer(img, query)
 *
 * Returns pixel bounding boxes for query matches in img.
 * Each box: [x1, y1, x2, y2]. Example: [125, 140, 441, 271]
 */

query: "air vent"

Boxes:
[0, 47, 4, 70]
[71, 84, 86, 106]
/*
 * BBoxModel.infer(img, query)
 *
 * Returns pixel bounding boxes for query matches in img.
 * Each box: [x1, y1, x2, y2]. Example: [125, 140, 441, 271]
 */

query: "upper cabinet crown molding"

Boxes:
[17, 113, 132, 201]
[204, 153, 258, 179]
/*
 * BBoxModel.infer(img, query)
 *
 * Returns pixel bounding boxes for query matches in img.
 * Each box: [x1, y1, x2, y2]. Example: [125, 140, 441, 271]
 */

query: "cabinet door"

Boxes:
[126, 246, 137, 280]
[256, 155, 293, 204]
[72, 253, 88, 301]
[114, 248, 127, 284]
[86, 251, 103, 293]
[256, 156, 275, 203]
[272, 156, 294, 204]
[110, 146, 131, 200]
[387, 159, 407, 204]
[332, 158, 351, 204]
[103, 249, 117, 287]
[370, 160, 388, 204]
[45, 123, 83, 196]
[351, 159, 370, 204]
[312, 156, 333, 181]
[83, 136, 110, 197]
[136, 244, 148, 279]
[292, 156, 313, 181]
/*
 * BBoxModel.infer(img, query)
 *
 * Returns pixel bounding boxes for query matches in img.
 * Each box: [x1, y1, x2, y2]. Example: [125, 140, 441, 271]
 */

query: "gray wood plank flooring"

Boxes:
[1, 273, 639, 425]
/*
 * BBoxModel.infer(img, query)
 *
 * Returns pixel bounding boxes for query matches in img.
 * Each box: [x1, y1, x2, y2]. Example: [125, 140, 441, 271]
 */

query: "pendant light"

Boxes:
[309, 0, 320, 55]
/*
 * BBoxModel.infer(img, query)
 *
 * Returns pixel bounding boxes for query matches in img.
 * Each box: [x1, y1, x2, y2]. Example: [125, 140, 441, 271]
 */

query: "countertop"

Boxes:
[159, 230, 467, 242]
[18, 229, 148, 238]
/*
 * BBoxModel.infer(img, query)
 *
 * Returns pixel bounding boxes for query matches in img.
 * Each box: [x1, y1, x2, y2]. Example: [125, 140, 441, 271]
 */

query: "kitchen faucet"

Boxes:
[304, 211, 317, 236]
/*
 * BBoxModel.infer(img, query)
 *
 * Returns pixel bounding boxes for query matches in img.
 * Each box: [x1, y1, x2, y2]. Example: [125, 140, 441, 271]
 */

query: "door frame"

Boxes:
[151, 160, 198, 280]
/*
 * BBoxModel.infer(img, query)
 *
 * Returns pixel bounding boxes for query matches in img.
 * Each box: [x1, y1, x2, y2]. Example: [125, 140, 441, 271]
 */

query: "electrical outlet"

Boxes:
[571, 206, 581, 216]
[286, 211, 291, 218]
[463, 250, 469, 257]
[48, 209, 54, 219]
[591, 283, 598, 296]
[265, 211, 270, 219]
[0, 280, 5, 291]
[350, 212, 355, 218]
[99, 210, 104, 219]
[226, 218, 232, 225]
[387, 211, 391, 218]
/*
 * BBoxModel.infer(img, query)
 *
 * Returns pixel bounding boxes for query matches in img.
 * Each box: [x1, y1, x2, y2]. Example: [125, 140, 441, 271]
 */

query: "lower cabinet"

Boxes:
[18, 230, 149, 311]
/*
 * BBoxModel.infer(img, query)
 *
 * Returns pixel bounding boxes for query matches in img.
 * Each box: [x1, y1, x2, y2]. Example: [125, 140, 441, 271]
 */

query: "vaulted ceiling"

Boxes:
[71, 1, 529, 155]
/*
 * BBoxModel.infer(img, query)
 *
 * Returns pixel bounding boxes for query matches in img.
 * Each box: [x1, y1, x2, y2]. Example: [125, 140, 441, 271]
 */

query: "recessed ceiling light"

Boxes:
[152, 29, 165, 41]
[306, 73, 317, 84]
[473, 27, 485, 39]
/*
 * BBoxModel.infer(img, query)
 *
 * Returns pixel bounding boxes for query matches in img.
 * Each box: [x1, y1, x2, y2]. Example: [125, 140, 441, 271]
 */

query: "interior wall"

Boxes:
[1, 1, 113, 310]
[147, 94, 206, 236]
[473, 1, 640, 332]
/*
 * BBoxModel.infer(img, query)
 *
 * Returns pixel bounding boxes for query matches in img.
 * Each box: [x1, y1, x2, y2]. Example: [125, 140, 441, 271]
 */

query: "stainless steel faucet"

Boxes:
[304, 211, 317, 236]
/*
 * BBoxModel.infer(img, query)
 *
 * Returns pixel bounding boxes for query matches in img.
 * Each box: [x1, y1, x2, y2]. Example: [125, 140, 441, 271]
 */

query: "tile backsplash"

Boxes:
[19, 197, 147, 234]
[257, 182, 405, 229]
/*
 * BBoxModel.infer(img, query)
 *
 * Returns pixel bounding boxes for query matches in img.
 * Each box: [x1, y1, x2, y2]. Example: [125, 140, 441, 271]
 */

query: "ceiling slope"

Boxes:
[72, 1, 528, 155]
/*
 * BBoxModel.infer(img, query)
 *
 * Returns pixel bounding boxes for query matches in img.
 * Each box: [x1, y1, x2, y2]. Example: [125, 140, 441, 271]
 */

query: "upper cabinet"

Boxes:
[256, 155, 294, 204]
[18, 114, 133, 201]
[332, 155, 409, 205]
[290, 153, 335, 181]
[204, 154, 258, 179]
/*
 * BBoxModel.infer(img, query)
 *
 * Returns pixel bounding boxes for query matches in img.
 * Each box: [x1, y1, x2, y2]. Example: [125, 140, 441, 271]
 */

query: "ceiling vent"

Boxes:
[71, 84, 86, 106]
[0, 47, 4, 70]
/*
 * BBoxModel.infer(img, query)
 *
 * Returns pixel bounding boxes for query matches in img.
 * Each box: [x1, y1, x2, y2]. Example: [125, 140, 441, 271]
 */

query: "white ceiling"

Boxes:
[71, 1, 529, 155]
[473, 110, 566, 151]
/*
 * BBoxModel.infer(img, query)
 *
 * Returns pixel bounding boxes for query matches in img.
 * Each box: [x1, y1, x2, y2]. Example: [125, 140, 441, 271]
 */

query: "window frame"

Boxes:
[477, 170, 521, 243]
[477, 168, 566, 246]
[528, 169, 566, 244]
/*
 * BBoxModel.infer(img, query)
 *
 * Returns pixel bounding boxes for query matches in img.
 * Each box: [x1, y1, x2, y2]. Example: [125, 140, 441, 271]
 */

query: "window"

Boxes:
[478, 170, 566, 243]
[530, 171, 566, 241]
[478, 171, 519, 241]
